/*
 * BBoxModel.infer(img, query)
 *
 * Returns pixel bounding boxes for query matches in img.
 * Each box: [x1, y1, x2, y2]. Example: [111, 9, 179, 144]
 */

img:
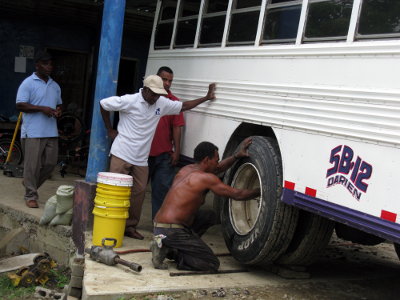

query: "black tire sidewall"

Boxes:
[221, 136, 283, 264]
[0, 138, 23, 165]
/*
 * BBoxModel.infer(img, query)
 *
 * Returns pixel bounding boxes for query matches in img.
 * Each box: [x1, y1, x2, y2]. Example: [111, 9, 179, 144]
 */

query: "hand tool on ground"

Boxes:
[85, 238, 142, 272]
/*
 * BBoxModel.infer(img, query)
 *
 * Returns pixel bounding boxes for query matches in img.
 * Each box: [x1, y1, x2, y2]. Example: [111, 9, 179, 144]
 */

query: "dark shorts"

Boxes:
[153, 209, 219, 271]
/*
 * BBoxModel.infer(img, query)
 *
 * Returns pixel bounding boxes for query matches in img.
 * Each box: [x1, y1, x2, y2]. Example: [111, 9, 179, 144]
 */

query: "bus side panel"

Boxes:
[277, 128, 400, 227]
[182, 112, 241, 157]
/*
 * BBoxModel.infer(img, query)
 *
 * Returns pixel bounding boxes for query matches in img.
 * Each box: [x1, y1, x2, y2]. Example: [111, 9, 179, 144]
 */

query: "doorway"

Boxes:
[117, 58, 138, 96]
[113, 58, 139, 128]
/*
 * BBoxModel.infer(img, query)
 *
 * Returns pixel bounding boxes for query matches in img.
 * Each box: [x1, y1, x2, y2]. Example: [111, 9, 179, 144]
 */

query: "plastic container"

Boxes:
[92, 172, 133, 248]
[94, 183, 131, 207]
[92, 206, 128, 248]
[97, 172, 133, 187]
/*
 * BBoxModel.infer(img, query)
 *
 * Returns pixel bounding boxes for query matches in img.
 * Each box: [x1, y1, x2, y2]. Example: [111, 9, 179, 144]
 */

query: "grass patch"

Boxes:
[0, 266, 70, 300]
[0, 274, 35, 300]
[48, 266, 70, 289]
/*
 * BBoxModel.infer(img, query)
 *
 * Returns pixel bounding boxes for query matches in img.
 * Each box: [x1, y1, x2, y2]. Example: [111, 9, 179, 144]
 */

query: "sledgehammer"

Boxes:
[85, 238, 142, 272]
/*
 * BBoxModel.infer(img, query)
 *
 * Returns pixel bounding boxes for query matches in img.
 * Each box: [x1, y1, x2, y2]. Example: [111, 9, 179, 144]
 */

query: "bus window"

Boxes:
[205, 0, 229, 13]
[227, 0, 262, 45]
[304, 0, 353, 42]
[236, 0, 262, 8]
[199, 0, 229, 46]
[154, 0, 177, 49]
[357, 0, 400, 39]
[174, 0, 201, 47]
[262, 0, 302, 44]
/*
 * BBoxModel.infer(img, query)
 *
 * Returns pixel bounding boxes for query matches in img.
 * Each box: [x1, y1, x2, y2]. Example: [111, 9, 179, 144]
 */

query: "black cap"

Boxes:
[34, 50, 52, 63]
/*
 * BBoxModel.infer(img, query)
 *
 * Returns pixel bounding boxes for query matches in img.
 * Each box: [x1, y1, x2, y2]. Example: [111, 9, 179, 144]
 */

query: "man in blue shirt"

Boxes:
[16, 51, 62, 208]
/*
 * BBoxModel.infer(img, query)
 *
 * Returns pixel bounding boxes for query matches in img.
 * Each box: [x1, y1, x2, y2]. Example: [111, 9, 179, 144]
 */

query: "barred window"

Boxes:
[262, 0, 302, 44]
[357, 0, 400, 39]
[154, 0, 178, 49]
[228, 0, 262, 45]
[175, 0, 201, 47]
[199, 0, 229, 46]
[304, 0, 353, 42]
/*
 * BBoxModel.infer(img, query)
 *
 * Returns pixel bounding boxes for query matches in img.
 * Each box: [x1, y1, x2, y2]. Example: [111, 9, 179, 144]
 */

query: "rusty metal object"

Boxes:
[169, 268, 248, 277]
[85, 238, 142, 272]
[72, 180, 96, 255]
[7, 253, 57, 287]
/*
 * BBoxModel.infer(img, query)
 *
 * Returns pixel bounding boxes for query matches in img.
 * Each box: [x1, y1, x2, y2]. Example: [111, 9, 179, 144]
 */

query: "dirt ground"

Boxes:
[91, 237, 399, 300]
[5, 237, 399, 300]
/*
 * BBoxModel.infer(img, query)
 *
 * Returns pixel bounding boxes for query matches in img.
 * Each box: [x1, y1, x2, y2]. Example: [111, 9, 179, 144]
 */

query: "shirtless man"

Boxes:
[151, 138, 260, 271]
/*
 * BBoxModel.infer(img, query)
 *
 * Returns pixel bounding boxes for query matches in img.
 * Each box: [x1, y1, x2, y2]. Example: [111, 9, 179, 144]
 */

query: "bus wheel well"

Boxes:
[222, 123, 278, 159]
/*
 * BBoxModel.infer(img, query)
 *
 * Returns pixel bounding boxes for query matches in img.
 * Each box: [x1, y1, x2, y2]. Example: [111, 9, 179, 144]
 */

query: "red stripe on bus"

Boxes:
[284, 181, 295, 190]
[305, 187, 317, 197]
[380, 210, 397, 222]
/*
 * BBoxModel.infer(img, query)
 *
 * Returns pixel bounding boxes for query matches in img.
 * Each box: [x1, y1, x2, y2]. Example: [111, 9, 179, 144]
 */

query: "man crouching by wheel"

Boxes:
[151, 138, 260, 271]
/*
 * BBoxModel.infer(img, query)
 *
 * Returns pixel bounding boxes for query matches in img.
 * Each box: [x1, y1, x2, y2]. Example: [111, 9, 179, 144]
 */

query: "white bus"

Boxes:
[145, 0, 400, 266]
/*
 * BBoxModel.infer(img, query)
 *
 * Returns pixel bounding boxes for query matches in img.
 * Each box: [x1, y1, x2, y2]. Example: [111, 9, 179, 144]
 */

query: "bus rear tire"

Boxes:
[220, 136, 298, 265]
[276, 211, 334, 266]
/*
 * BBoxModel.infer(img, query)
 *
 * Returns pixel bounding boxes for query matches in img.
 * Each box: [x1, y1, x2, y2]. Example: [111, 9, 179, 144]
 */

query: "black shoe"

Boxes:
[150, 240, 168, 270]
[166, 248, 178, 261]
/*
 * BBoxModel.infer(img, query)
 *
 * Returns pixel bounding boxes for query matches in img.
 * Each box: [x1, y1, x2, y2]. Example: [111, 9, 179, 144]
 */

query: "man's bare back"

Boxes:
[154, 138, 260, 227]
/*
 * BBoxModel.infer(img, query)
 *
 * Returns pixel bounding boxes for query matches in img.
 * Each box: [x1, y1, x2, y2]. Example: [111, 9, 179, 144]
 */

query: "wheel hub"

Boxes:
[229, 162, 262, 235]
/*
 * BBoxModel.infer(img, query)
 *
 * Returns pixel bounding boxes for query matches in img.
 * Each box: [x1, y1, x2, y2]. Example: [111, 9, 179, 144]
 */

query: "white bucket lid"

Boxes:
[97, 172, 133, 187]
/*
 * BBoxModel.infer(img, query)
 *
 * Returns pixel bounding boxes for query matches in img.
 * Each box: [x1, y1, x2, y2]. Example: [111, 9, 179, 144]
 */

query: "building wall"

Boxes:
[0, 17, 150, 120]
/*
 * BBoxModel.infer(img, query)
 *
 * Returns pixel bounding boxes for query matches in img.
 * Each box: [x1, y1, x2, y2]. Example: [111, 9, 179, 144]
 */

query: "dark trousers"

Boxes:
[153, 209, 220, 271]
[148, 152, 176, 219]
[22, 138, 58, 201]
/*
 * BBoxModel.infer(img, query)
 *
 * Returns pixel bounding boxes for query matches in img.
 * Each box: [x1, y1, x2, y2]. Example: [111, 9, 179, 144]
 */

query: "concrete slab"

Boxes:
[79, 172, 284, 299]
[0, 171, 79, 265]
[82, 226, 279, 300]
[0, 171, 78, 218]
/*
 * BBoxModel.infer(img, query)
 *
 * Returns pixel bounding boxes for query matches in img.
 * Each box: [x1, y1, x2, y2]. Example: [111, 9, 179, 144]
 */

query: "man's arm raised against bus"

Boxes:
[181, 83, 216, 112]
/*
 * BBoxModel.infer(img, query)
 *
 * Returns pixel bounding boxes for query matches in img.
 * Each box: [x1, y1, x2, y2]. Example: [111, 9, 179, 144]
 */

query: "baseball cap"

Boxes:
[143, 75, 168, 95]
[34, 50, 53, 63]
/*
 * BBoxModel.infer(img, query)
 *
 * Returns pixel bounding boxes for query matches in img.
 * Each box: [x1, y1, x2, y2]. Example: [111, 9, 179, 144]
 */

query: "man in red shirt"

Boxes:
[148, 67, 185, 219]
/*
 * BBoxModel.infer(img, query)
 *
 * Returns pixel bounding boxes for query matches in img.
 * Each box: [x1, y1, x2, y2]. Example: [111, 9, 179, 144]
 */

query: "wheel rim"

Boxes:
[229, 162, 262, 235]
[0, 143, 21, 165]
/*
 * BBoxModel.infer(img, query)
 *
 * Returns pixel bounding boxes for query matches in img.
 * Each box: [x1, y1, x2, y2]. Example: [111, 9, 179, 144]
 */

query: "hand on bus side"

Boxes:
[206, 83, 216, 100]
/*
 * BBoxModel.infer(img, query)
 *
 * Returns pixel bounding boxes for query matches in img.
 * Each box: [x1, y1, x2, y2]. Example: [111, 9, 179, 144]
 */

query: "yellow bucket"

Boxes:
[94, 183, 131, 207]
[97, 183, 131, 196]
[92, 172, 133, 248]
[92, 206, 128, 248]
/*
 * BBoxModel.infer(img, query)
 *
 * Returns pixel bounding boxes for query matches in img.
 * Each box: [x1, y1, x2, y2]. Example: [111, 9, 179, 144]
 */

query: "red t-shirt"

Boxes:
[149, 91, 185, 156]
